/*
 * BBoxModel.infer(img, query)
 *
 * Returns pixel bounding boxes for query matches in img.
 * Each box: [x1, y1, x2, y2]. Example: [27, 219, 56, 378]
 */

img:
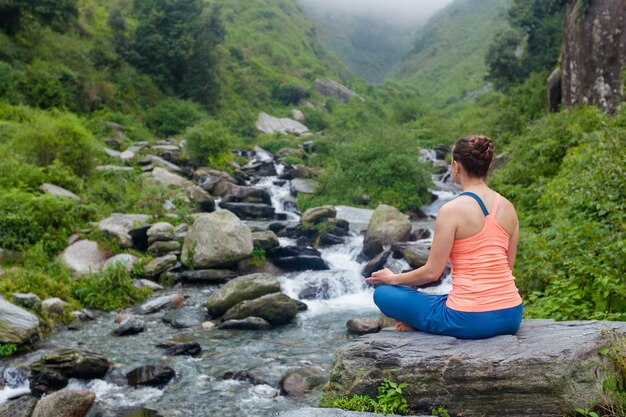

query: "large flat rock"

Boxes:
[322, 319, 626, 417]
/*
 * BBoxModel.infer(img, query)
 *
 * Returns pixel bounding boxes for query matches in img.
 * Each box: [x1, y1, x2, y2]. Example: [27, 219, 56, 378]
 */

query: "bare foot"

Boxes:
[394, 321, 416, 332]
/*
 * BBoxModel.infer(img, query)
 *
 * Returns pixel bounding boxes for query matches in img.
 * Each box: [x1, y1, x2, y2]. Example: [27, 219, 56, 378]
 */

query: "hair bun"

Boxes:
[468, 135, 494, 161]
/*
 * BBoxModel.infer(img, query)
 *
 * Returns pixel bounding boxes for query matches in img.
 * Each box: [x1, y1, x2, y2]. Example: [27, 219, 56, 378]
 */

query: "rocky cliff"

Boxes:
[561, 0, 626, 113]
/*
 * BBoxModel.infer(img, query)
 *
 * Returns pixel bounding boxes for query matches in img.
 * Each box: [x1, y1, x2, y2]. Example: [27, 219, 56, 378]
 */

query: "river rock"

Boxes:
[322, 319, 626, 417]
[147, 240, 181, 256]
[126, 365, 175, 387]
[162, 342, 201, 356]
[391, 242, 430, 268]
[103, 254, 138, 271]
[40, 183, 81, 201]
[113, 317, 145, 336]
[222, 292, 298, 326]
[151, 167, 192, 188]
[206, 273, 280, 318]
[290, 178, 316, 194]
[252, 231, 280, 250]
[223, 370, 269, 386]
[61, 240, 108, 275]
[218, 317, 271, 330]
[347, 318, 381, 335]
[12, 293, 41, 312]
[176, 269, 236, 284]
[241, 160, 277, 177]
[31, 389, 95, 417]
[142, 254, 177, 277]
[29, 349, 110, 397]
[147, 222, 174, 244]
[181, 211, 253, 269]
[360, 250, 390, 277]
[220, 202, 275, 220]
[98, 213, 151, 248]
[255, 112, 310, 136]
[301, 205, 336, 224]
[186, 185, 215, 212]
[0, 395, 38, 417]
[135, 294, 185, 315]
[162, 308, 206, 328]
[221, 185, 272, 206]
[314, 79, 363, 103]
[133, 279, 163, 291]
[266, 246, 329, 271]
[365, 205, 411, 244]
[42, 298, 67, 317]
[0, 298, 39, 344]
[279, 367, 327, 397]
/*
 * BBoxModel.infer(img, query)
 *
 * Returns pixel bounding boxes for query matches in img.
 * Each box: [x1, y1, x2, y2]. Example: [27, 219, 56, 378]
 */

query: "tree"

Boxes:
[0, 0, 78, 35]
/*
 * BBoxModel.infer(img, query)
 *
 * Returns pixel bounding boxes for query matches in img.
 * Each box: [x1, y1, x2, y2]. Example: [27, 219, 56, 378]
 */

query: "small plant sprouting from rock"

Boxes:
[329, 379, 410, 415]
[0, 343, 18, 358]
[249, 246, 266, 269]
[594, 334, 626, 417]
[432, 405, 451, 417]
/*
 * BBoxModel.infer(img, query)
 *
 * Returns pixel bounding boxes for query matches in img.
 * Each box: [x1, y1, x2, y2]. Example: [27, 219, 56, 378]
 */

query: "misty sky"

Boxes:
[298, 0, 455, 25]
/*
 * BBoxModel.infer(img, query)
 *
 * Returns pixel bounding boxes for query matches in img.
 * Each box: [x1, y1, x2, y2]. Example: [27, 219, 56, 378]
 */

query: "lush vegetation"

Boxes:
[327, 379, 410, 415]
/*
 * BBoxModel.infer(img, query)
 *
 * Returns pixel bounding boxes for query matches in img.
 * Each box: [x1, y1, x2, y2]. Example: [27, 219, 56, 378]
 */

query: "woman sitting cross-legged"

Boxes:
[366, 135, 523, 339]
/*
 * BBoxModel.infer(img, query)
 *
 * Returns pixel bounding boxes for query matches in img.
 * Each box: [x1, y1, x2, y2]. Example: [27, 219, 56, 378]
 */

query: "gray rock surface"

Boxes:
[181, 211, 253, 269]
[147, 222, 174, 244]
[314, 79, 364, 103]
[0, 395, 38, 417]
[98, 213, 151, 248]
[290, 178, 316, 194]
[222, 292, 298, 326]
[61, 240, 108, 275]
[151, 167, 192, 188]
[322, 319, 626, 417]
[135, 294, 185, 315]
[391, 242, 430, 269]
[39, 183, 81, 201]
[301, 205, 336, 224]
[103, 254, 139, 271]
[280, 367, 327, 397]
[365, 205, 411, 244]
[31, 389, 95, 417]
[113, 317, 145, 336]
[206, 273, 281, 318]
[0, 298, 40, 344]
[346, 318, 381, 335]
[142, 254, 177, 277]
[255, 112, 310, 136]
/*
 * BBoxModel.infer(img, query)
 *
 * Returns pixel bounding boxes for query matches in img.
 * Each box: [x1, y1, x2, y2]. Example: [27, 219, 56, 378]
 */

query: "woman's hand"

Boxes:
[365, 268, 396, 286]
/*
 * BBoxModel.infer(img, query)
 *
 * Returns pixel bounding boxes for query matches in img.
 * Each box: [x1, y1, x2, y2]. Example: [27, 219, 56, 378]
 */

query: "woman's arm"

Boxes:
[365, 204, 457, 286]
[507, 220, 519, 271]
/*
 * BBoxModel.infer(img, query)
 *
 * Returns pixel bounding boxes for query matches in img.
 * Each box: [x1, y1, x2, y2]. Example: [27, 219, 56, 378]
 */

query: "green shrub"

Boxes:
[273, 82, 310, 105]
[184, 118, 234, 167]
[248, 246, 266, 269]
[73, 262, 151, 311]
[301, 107, 329, 131]
[281, 155, 304, 166]
[328, 379, 410, 415]
[0, 343, 18, 358]
[147, 98, 206, 138]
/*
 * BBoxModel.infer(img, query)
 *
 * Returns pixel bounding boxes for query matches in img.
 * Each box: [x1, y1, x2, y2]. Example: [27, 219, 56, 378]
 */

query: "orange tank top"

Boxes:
[446, 192, 522, 312]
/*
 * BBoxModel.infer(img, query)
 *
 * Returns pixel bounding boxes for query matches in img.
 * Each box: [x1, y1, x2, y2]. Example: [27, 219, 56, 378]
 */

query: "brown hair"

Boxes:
[452, 135, 494, 178]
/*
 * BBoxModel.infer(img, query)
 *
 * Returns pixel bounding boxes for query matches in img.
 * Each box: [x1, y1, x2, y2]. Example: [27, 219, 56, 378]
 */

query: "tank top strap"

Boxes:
[458, 191, 489, 216]
[490, 192, 501, 215]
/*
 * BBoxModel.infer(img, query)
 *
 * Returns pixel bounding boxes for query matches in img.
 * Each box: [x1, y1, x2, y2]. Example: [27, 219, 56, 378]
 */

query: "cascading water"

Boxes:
[0, 148, 458, 416]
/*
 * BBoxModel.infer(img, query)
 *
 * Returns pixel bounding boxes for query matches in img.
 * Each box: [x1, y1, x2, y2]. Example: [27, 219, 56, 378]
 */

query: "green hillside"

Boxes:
[389, 0, 512, 105]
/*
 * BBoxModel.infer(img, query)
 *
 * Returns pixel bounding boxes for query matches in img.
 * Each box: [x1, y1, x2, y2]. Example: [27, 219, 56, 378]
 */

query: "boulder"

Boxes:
[29, 349, 110, 397]
[266, 246, 329, 271]
[365, 205, 411, 245]
[98, 213, 151, 248]
[42, 298, 67, 317]
[391, 242, 430, 269]
[220, 202, 275, 220]
[206, 273, 281, 318]
[142, 254, 177, 277]
[291, 109, 305, 122]
[103, 254, 139, 271]
[222, 292, 298, 326]
[147, 240, 181, 256]
[31, 389, 95, 417]
[218, 317, 272, 330]
[252, 231, 280, 250]
[221, 185, 272, 205]
[280, 367, 327, 397]
[40, 183, 80, 201]
[181, 211, 253, 269]
[346, 318, 381, 335]
[146, 222, 174, 244]
[113, 317, 145, 336]
[186, 185, 215, 212]
[177, 269, 236, 284]
[322, 319, 626, 417]
[61, 240, 108, 275]
[255, 112, 310, 136]
[126, 365, 175, 387]
[12, 293, 41, 312]
[241, 160, 277, 177]
[134, 294, 185, 315]
[162, 308, 206, 329]
[290, 178, 316, 194]
[301, 206, 336, 224]
[151, 167, 192, 188]
[360, 250, 390, 277]
[0, 298, 39, 344]
[313, 79, 364, 103]
[0, 395, 38, 417]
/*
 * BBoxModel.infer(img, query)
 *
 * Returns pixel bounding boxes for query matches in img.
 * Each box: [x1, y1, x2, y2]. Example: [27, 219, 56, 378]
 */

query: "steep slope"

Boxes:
[389, 0, 512, 105]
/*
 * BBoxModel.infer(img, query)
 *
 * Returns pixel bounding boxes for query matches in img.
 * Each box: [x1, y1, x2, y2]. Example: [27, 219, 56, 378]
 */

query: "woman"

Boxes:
[365, 135, 522, 339]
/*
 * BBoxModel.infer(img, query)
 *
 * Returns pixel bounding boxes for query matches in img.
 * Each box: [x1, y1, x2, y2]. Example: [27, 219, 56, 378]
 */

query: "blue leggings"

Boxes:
[373, 285, 523, 339]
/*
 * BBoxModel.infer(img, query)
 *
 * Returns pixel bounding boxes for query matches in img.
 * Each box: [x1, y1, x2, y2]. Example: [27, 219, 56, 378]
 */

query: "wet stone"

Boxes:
[159, 342, 202, 356]
[113, 317, 145, 336]
[0, 395, 38, 417]
[218, 317, 271, 330]
[126, 365, 175, 387]
[162, 308, 206, 329]
[347, 318, 381, 335]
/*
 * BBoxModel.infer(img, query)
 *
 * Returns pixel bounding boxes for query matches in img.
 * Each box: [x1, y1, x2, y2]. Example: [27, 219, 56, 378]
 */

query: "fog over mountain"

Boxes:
[298, 0, 454, 26]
